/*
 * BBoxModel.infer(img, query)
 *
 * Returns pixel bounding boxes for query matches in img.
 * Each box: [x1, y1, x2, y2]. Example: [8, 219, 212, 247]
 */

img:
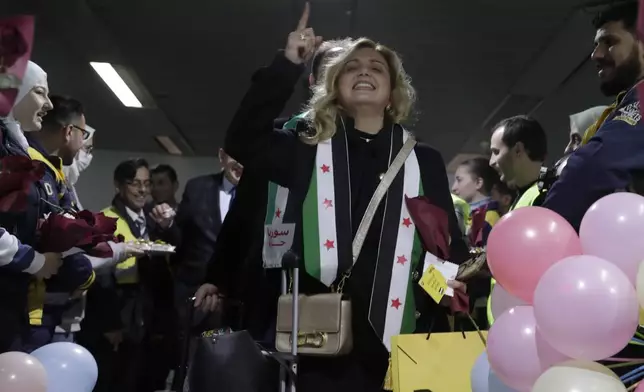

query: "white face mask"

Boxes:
[76, 149, 93, 171]
[63, 150, 93, 186]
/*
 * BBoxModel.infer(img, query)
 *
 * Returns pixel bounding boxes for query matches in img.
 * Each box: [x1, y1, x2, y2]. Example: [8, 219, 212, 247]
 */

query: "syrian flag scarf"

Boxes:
[264, 122, 424, 351]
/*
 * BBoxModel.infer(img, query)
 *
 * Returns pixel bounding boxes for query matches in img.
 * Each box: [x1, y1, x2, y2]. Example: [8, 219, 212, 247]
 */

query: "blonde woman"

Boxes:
[196, 4, 469, 391]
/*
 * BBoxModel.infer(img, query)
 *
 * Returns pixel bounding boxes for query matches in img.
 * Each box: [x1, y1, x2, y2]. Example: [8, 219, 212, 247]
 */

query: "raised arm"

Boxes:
[224, 3, 322, 187]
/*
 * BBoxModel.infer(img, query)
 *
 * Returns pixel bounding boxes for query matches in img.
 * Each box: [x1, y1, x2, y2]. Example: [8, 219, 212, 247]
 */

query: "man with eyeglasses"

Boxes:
[63, 124, 95, 211]
[27, 95, 90, 208]
[22, 95, 96, 352]
[76, 158, 177, 392]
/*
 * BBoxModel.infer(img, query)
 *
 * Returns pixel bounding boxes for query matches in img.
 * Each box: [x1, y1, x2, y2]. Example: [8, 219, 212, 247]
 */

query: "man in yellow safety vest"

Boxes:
[486, 115, 548, 325]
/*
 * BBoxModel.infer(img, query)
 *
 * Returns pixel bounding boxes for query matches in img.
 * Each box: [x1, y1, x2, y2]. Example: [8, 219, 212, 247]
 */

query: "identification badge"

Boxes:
[419, 265, 448, 304]
[263, 223, 295, 269]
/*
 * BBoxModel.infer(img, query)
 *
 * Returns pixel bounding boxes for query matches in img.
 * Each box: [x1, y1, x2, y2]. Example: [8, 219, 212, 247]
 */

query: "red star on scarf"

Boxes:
[323, 198, 333, 209]
[402, 217, 412, 227]
[396, 255, 407, 265]
[321, 164, 331, 173]
[391, 298, 402, 309]
[324, 239, 335, 250]
[275, 208, 282, 218]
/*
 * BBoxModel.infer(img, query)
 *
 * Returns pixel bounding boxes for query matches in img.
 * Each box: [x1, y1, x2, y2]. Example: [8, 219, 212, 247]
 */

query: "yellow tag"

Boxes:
[419, 265, 447, 303]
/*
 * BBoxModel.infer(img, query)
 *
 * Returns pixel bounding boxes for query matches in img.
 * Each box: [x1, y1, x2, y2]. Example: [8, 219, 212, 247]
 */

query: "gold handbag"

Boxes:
[275, 137, 417, 357]
[275, 293, 353, 356]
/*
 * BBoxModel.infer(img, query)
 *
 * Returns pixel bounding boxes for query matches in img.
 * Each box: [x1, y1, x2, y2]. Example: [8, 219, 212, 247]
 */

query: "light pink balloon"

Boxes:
[487, 306, 569, 392]
[639, 0, 644, 106]
[534, 255, 639, 360]
[487, 206, 583, 303]
[580, 192, 644, 285]
[491, 284, 527, 322]
[637, 381, 644, 392]
[0, 351, 47, 392]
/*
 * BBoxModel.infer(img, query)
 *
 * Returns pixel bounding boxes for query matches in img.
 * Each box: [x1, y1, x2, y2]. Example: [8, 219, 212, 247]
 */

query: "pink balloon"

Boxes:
[639, 0, 644, 105]
[637, 381, 644, 392]
[0, 351, 47, 392]
[491, 284, 527, 321]
[534, 255, 639, 360]
[487, 306, 568, 392]
[580, 192, 644, 285]
[487, 206, 583, 303]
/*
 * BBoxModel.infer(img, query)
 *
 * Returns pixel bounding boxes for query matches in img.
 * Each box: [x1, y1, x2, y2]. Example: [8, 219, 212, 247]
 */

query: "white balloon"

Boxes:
[532, 360, 625, 392]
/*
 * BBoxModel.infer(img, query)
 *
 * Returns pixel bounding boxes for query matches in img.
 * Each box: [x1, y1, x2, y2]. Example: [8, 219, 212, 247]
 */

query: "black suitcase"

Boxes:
[174, 255, 300, 392]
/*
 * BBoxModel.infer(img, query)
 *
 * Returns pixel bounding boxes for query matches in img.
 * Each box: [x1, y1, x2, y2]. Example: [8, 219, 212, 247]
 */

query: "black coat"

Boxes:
[215, 52, 469, 391]
[174, 173, 226, 287]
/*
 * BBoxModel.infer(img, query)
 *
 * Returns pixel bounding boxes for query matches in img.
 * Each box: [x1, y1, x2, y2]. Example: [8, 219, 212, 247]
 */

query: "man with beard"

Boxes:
[542, 1, 644, 231]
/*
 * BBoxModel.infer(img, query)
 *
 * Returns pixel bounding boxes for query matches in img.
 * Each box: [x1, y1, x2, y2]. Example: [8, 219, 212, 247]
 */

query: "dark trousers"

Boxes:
[0, 310, 25, 354]
[22, 325, 55, 353]
[76, 334, 142, 392]
[297, 354, 387, 392]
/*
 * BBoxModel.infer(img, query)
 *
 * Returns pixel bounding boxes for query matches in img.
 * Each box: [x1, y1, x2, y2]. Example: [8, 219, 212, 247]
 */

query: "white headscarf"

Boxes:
[4, 61, 48, 151]
[569, 106, 608, 136]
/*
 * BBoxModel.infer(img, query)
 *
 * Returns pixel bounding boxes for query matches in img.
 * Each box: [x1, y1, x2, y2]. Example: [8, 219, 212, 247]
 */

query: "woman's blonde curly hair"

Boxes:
[301, 37, 416, 145]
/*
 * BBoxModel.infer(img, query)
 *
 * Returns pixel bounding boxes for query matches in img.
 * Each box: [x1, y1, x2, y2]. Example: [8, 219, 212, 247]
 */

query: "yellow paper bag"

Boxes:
[391, 332, 487, 392]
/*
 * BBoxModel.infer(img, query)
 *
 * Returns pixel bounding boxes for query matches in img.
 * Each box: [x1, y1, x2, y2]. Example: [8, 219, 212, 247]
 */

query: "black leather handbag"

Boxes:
[177, 297, 294, 392]
[189, 330, 270, 392]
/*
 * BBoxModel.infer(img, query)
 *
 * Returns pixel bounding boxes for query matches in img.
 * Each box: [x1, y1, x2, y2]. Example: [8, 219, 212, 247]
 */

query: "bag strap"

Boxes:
[353, 135, 416, 259]
[335, 135, 417, 292]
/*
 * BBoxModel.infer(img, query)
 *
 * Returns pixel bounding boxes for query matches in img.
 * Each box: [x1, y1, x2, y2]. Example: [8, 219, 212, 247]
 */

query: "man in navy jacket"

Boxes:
[542, 2, 644, 231]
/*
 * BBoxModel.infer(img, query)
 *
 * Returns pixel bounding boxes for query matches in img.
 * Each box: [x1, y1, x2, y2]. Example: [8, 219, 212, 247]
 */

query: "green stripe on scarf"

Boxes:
[265, 181, 278, 224]
[264, 112, 308, 224]
[401, 180, 425, 334]
[302, 168, 321, 281]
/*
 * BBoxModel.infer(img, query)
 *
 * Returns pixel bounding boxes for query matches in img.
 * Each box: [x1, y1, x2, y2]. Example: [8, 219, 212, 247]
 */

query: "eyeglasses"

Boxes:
[82, 144, 94, 154]
[125, 180, 151, 190]
[70, 125, 91, 141]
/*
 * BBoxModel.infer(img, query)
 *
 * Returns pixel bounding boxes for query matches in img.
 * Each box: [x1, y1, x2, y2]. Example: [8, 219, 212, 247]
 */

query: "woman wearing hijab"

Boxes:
[195, 5, 468, 391]
[0, 60, 63, 352]
[554, 106, 610, 176]
[566, 106, 610, 155]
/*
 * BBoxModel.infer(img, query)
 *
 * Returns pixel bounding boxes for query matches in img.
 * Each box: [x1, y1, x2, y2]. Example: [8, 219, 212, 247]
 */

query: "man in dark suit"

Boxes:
[173, 148, 243, 306]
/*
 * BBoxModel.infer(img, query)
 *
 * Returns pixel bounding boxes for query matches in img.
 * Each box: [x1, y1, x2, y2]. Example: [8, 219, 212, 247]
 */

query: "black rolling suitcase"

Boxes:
[174, 254, 300, 392]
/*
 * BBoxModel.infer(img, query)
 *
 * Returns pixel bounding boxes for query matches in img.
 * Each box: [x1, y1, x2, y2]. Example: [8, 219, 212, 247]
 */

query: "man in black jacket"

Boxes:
[173, 148, 243, 307]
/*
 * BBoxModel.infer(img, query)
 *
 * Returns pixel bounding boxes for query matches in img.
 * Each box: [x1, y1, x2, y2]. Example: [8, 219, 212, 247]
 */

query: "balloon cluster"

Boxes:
[0, 342, 97, 392]
[472, 193, 644, 392]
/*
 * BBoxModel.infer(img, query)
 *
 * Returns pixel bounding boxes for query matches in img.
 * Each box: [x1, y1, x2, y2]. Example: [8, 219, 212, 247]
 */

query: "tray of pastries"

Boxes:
[127, 239, 176, 254]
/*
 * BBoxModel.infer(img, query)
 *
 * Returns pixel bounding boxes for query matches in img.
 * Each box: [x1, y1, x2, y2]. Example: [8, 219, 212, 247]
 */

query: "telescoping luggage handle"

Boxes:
[279, 250, 300, 392]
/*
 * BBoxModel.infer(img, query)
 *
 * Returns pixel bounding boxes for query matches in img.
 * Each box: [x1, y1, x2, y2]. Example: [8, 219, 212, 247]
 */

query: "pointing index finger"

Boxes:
[296, 2, 310, 31]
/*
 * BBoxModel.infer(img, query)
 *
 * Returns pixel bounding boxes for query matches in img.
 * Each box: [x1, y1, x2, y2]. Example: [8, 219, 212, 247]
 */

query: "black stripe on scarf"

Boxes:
[331, 126, 353, 278]
[369, 129, 405, 339]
